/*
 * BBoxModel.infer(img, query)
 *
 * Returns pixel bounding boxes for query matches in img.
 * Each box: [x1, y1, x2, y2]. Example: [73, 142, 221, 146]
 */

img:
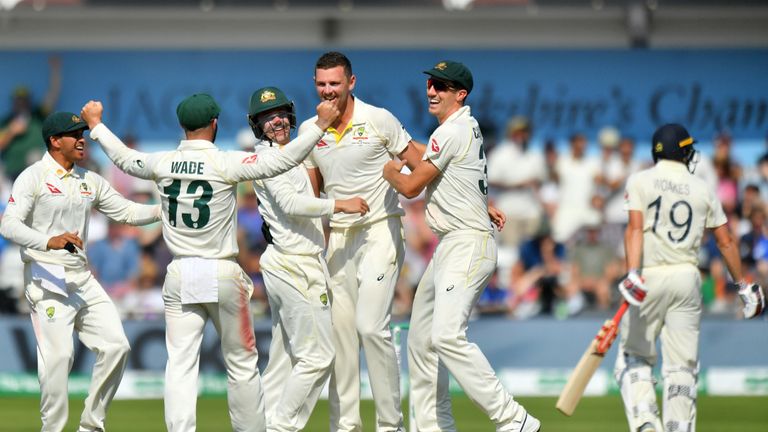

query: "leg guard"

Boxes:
[614, 354, 662, 432]
[662, 364, 698, 432]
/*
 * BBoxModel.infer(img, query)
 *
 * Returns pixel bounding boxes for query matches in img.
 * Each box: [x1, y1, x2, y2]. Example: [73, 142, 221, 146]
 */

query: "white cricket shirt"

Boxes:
[252, 143, 334, 256]
[422, 106, 492, 236]
[0, 152, 160, 269]
[625, 159, 727, 268]
[89, 122, 324, 259]
[299, 97, 411, 228]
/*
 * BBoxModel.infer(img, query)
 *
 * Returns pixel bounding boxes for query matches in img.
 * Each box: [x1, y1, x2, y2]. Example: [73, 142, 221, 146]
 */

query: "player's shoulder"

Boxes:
[13, 161, 45, 185]
[298, 117, 319, 132]
[357, 99, 399, 123]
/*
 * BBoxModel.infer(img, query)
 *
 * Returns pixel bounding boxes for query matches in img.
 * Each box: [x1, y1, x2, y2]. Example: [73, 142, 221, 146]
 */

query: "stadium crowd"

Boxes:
[1, 63, 765, 322]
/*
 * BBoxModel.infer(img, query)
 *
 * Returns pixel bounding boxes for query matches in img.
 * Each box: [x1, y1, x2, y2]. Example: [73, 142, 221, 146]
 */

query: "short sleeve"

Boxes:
[423, 126, 458, 172]
[373, 108, 411, 156]
[624, 173, 644, 212]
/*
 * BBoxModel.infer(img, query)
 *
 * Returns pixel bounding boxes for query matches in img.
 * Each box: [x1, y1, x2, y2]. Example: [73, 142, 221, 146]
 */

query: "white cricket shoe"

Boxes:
[637, 422, 656, 432]
[510, 412, 541, 432]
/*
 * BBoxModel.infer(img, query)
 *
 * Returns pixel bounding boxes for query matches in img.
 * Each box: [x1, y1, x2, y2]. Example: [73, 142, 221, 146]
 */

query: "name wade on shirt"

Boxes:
[171, 161, 205, 175]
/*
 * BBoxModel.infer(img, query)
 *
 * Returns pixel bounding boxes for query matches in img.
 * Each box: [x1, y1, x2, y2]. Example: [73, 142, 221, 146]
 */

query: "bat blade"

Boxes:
[556, 301, 629, 416]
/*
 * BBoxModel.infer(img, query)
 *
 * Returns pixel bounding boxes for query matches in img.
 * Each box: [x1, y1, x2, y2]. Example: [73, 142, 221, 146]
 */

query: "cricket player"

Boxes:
[383, 61, 541, 432]
[246, 86, 369, 431]
[615, 123, 765, 432]
[80, 94, 340, 432]
[0, 111, 161, 432]
[298, 51, 424, 432]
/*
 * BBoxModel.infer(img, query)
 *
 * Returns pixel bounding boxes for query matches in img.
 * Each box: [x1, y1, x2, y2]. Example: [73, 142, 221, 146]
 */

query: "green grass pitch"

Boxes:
[1, 395, 766, 431]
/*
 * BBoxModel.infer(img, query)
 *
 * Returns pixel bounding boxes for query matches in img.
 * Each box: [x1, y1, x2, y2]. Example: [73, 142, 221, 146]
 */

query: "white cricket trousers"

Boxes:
[260, 247, 335, 432]
[615, 263, 702, 432]
[326, 217, 405, 432]
[408, 231, 524, 432]
[24, 264, 130, 432]
[162, 258, 265, 432]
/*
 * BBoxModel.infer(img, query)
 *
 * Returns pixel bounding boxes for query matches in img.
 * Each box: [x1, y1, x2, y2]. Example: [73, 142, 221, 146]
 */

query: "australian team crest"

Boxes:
[260, 90, 276, 103]
[79, 182, 92, 197]
[352, 125, 368, 141]
[320, 293, 328, 306]
[45, 306, 55, 320]
[435, 62, 447, 70]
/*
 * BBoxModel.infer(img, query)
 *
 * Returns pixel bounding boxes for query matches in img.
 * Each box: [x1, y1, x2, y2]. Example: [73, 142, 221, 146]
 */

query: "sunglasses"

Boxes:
[427, 78, 457, 92]
[58, 130, 85, 140]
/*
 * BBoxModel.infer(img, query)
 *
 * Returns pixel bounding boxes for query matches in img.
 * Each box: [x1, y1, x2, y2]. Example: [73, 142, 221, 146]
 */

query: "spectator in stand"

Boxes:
[119, 251, 164, 320]
[601, 134, 643, 251]
[552, 133, 601, 243]
[508, 225, 566, 318]
[740, 202, 766, 283]
[88, 222, 141, 299]
[0, 56, 61, 180]
[487, 116, 546, 248]
[539, 139, 560, 224]
[564, 224, 620, 312]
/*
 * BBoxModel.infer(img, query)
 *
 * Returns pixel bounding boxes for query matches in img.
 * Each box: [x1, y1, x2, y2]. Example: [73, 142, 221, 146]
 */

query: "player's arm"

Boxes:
[618, 209, 648, 306]
[712, 223, 742, 281]
[0, 172, 82, 251]
[263, 175, 368, 217]
[81, 101, 155, 180]
[93, 175, 162, 226]
[397, 140, 425, 171]
[228, 101, 339, 182]
[383, 158, 440, 199]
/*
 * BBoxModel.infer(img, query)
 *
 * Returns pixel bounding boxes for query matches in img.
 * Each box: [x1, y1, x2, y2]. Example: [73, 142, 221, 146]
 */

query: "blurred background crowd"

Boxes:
[2, 55, 765, 322]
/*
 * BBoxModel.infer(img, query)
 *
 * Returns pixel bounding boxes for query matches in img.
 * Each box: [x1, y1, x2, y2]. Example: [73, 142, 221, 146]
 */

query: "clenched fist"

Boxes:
[80, 100, 104, 129]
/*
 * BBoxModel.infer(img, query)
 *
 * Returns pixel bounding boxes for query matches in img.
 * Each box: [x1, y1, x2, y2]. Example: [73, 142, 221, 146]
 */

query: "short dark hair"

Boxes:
[316, 51, 353, 78]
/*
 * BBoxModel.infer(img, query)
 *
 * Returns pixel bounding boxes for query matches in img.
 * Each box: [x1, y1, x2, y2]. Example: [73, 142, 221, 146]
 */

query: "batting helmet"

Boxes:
[247, 86, 296, 141]
[651, 123, 698, 172]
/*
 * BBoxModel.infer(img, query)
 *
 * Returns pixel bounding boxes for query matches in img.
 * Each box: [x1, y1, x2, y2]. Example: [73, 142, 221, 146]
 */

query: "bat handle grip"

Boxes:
[612, 301, 630, 324]
[596, 301, 630, 354]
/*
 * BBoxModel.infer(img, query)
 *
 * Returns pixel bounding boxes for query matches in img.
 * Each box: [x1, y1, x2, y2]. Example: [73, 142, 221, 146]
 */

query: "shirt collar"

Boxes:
[444, 105, 471, 124]
[177, 139, 217, 151]
[42, 151, 82, 179]
[656, 159, 689, 173]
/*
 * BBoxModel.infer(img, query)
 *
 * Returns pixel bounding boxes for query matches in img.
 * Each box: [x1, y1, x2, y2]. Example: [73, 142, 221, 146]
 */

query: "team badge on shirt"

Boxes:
[7, 195, 14, 204]
[45, 183, 63, 195]
[80, 182, 93, 197]
[316, 140, 328, 148]
[352, 126, 368, 140]
[319, 293, 328, 306]
[45, 306, 55, 320]
[431, 138, 440, 153]
[241, 154, 259, 164]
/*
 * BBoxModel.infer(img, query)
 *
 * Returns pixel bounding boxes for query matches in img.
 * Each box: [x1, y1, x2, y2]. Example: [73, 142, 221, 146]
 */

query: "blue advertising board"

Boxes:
[1, 49, 767, 157]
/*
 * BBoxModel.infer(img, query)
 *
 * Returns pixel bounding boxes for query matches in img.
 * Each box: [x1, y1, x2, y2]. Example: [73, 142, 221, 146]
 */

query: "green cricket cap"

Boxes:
[176, 93, 221, 130]
[423, 60, 474, 94]
[248, 87, 292, 117]
[42, 111, 89, 144]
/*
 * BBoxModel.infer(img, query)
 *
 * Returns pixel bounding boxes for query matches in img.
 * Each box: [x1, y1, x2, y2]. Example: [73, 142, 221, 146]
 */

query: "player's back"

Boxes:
[626, 159, 727, 268]
[151, 142, 240, 259]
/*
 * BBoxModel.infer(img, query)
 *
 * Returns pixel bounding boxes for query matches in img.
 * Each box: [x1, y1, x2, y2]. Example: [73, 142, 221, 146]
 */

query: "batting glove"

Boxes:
[618, 270, 647, 307]
[737, 281, 765, 319]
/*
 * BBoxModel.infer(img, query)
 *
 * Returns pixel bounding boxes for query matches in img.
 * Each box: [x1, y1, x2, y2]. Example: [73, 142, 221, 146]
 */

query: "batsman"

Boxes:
[615, 123, 765, 432]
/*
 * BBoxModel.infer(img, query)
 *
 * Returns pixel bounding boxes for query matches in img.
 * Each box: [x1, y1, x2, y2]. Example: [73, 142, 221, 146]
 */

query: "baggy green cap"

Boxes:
[423, 60, 474, 94]
[248, 87, 292, 117]
[42, 111, 89, 144]
[176, 93, 221, 131]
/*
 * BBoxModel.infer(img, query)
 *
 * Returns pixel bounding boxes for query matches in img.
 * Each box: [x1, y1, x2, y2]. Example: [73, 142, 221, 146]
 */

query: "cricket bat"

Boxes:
[555, 301, 629, 416]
